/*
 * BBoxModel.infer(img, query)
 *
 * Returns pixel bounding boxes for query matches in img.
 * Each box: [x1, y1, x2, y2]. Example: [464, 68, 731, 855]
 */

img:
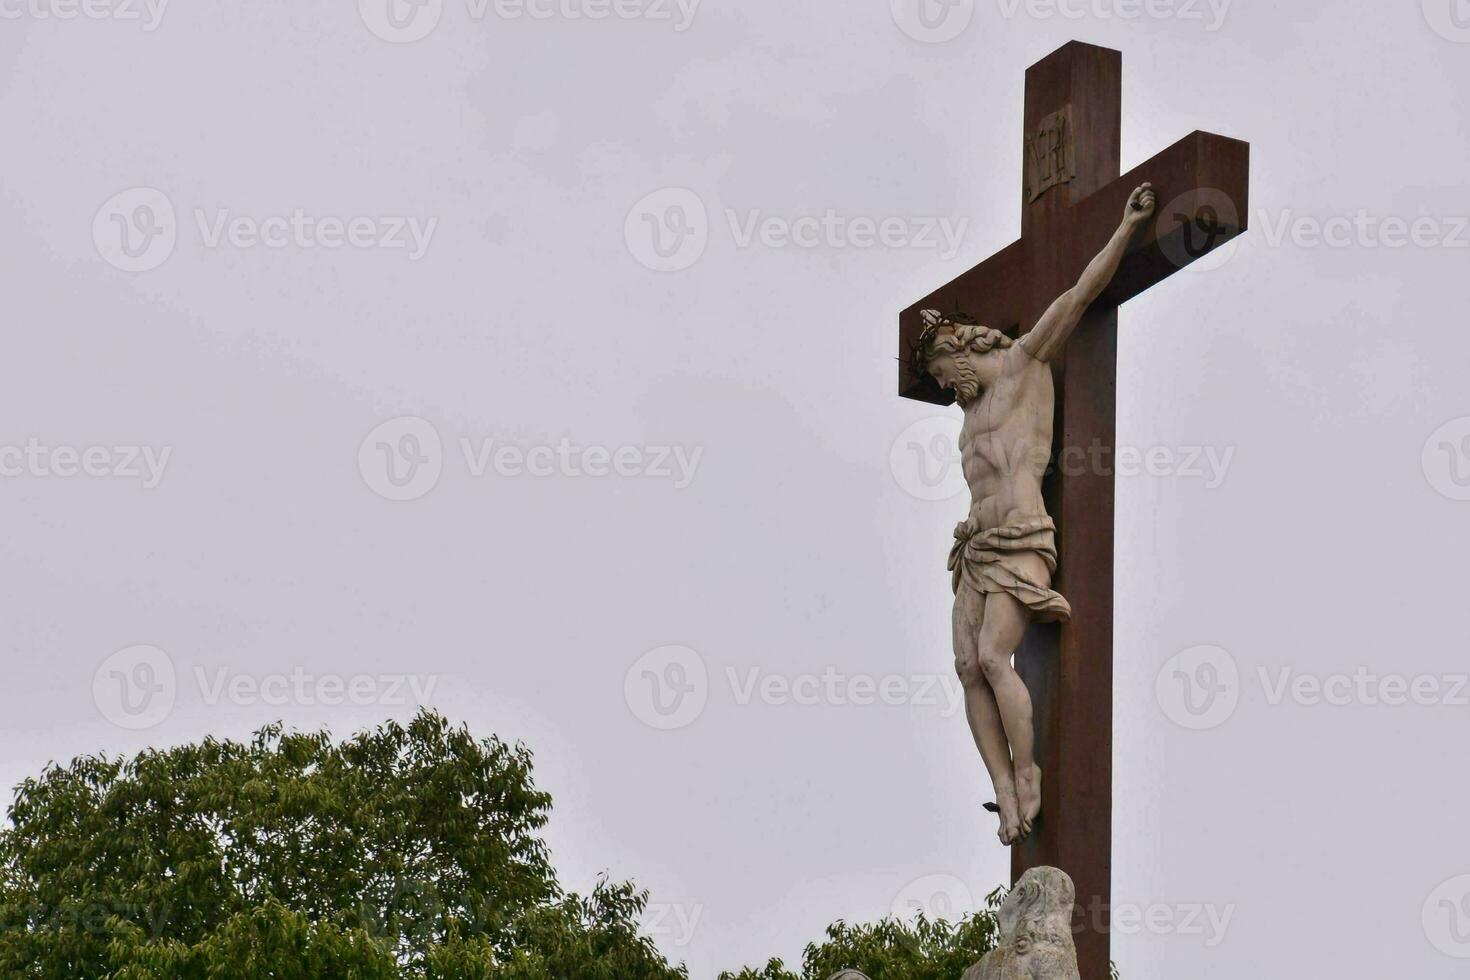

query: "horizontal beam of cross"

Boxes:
[898, 129, 1250, 405]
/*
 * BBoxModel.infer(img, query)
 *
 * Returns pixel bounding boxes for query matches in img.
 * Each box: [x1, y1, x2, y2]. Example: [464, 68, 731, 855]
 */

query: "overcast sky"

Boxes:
[3, 0, 1469, 976]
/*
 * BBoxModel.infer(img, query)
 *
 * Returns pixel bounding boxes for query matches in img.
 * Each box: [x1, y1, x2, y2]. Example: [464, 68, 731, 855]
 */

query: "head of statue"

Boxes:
[909, 309, 1013, 406]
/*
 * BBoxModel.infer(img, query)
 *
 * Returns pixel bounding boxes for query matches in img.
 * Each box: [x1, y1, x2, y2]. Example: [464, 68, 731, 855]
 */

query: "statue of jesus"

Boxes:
[910, 182, 1157, 846]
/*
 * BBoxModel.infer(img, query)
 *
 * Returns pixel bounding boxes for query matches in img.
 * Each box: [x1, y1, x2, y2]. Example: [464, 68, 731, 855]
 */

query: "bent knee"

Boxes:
[978, 651, 1015, 683]
[954, 656, 985, 687]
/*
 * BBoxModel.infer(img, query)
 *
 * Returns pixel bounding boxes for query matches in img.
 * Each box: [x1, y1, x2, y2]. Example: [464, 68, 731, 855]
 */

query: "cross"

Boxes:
[897, 42, 1249, 977]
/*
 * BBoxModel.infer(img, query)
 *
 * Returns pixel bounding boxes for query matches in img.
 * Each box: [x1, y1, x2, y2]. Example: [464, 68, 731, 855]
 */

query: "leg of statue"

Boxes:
[953, 586, 1022, 845]
[975, 589, 1041, 836]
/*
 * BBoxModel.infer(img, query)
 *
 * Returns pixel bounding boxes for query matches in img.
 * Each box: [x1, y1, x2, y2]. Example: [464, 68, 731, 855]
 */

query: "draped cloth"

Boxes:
[948, 516, 1072, 623]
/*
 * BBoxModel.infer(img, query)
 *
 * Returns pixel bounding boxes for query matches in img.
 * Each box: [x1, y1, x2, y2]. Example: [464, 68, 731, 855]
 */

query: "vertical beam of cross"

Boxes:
[897, 41, 1249, 979]
[1013, 45, 1120, 979]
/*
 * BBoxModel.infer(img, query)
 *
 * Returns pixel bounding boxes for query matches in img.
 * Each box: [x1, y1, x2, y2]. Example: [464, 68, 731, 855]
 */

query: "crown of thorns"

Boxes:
[906, 309, 979, 385]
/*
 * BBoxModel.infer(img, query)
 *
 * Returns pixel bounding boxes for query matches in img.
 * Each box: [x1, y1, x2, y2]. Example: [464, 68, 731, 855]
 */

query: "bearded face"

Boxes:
[915, 314, 1012, 406]
[949, 354, 981, 405]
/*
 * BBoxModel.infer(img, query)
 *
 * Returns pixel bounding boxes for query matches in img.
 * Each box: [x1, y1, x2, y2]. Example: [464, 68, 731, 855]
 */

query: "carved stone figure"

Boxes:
[962, 867, 1081, 980]
[909, 183, 1157, 845]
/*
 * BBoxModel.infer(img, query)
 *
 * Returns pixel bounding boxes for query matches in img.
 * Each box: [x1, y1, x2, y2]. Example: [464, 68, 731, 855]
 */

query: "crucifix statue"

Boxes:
[897, 42, 1248, 977]
[913, 181, 1157, 848]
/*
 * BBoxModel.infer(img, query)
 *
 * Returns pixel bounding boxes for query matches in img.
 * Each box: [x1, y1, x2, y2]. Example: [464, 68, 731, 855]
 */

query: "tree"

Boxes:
[0, 711, 1002, 978]
[717, 904, 1002, 980]
[0, 711, 683, 979]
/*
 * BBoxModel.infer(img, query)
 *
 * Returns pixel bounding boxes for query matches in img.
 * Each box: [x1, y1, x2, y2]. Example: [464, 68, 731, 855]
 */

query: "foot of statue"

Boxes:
[991, 783, 1024, 845]
[1017, 764, 1042, 836]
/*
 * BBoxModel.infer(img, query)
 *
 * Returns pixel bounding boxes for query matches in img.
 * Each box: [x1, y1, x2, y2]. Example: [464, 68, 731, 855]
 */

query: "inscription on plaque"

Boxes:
[1024, 106, 1077, 203]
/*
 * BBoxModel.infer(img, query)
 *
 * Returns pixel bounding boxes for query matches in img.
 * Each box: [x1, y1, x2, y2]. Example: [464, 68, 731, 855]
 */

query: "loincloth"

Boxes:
[948, 516, 1072, 623]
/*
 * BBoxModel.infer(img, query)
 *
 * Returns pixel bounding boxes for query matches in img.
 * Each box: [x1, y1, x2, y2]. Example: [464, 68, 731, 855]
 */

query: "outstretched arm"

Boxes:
[1019, 183, 1157, 363]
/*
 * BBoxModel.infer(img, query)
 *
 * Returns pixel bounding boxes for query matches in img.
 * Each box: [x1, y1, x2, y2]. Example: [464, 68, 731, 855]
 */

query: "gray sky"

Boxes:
[3, 0, 1469, 976]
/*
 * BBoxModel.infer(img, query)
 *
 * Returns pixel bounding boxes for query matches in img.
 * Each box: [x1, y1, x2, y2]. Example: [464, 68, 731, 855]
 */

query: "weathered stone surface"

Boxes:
[962, 867, 1080, 979]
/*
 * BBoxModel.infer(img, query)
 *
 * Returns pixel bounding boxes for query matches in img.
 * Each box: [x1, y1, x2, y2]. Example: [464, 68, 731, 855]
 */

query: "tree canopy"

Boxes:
[0, 712, 999, 978]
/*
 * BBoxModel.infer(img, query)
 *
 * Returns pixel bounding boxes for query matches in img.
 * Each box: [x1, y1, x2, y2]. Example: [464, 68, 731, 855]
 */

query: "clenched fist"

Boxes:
[1124, 182, 1157, 227]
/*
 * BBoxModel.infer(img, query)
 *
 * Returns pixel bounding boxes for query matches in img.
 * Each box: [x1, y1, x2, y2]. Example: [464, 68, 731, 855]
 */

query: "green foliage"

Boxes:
[718, 894, 1002, 980]
[0, 711, 683, 980]
[0, 711, 1005, 979]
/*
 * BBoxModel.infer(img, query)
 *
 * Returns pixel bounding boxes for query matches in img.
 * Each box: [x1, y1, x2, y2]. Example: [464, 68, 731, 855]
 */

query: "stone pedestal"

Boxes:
[962, 867, 1081, 980]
